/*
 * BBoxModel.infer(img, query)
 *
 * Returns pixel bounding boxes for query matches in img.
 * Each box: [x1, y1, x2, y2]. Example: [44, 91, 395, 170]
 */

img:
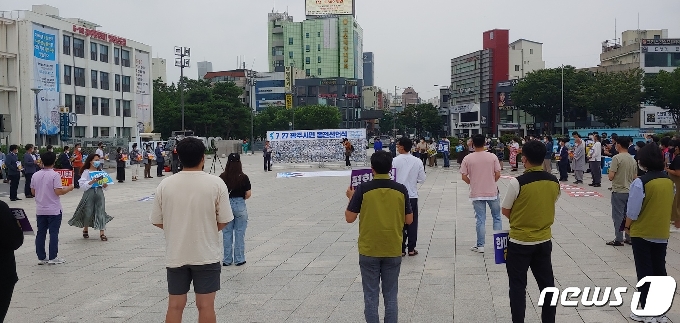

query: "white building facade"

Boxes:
[152, 57, 167, 83]
[0, 5, 153, 146]
[509, 39, 545, 80]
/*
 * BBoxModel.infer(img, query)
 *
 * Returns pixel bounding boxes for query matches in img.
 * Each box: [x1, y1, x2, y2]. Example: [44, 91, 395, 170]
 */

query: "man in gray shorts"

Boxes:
[150, 138, 232, 323]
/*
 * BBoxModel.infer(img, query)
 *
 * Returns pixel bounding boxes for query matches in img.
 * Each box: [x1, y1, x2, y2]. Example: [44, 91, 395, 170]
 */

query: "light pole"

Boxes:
[174, 46, 191, 131]
[561, 65, 564, 135]
[31, 88, 42, 146]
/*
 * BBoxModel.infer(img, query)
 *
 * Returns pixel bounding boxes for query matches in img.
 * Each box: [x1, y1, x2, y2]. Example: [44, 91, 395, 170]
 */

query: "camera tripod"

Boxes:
[209, 149, 223, 174]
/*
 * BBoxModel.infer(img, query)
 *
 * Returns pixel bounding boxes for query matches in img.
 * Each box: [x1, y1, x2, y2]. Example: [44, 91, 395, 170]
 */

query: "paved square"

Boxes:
[5, 154, 680, 322]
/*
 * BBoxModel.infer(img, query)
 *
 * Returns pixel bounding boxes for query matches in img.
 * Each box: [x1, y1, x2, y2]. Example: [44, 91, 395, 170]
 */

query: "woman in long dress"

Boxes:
[115, 147, 126, 183]
[509, 138, 520, 171]
[68, 154, 112, 241]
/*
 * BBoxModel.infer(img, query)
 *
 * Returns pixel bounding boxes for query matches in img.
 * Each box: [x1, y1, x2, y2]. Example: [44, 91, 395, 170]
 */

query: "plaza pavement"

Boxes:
[4, 153, 680, 323]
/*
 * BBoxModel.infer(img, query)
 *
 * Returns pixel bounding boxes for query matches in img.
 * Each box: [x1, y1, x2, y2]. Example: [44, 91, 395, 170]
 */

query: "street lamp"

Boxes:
[174, 46, 191, 131]
[561, 65, 564, 135]
[30, 88, 42, 146]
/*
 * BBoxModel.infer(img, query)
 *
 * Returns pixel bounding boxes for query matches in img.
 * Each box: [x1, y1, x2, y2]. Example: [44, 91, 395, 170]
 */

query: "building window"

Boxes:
[123, 76, 131, 92]
[645, 52, 669, 67]
[75, 95, 86, 114]
[114, 47, 120, 65]
[73, 38, 84, 58]
[654, 35, 661, 40]
[305, 32, 309, 38]
[318, 56, 321, 63]
[101, 72, 110, 90]
[116, 127, 131, 138]
[318, 44, 321, 51]
[305, 57, 310, 64]
[74, 126, 86, 138]
[64, 94, 72, 111]
[100, 44, 109, 62]
[122, 49, 130, 67]
[318, 68, 321, 76]
[530, 48, 534, 54]
[92, 97, 99, 115]
[116, 99, 121, 116]
[90, 42, 98, 61]
[288, 37, 293, 45]
[123, 100, 131, 117]
[100, 127, 110, 137]
[92, 126, 99, 137]
[64, 65, 72, 85]
[515, 65, 520, 71]
[74, 67, 85, 87]
[289, 52, 293, 59]
[63, 35, 71, 55]
[101, 98, 110, 116]
[91, 70, 98, 88]
[489, 31, 494, 40]
[115, 74, 121, 91]
[305, 45, 310, 53]
[511, 45, 515, 50]
[305, 69, 310, 77]
[317, 32, 321, 37]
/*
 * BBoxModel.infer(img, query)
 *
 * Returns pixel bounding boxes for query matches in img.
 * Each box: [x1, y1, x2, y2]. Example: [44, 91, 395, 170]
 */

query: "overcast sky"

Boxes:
[7, 0, 680, 99]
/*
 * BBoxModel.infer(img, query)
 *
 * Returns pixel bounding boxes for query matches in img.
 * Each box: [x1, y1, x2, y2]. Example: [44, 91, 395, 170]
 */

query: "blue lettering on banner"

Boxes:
[437, 141, 450, 153]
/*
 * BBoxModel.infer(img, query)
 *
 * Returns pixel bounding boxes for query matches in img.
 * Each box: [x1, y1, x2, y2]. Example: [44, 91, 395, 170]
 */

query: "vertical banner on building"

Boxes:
[284, 66, 292, 93]
[32, 24, 60, 135]
[285, 94, 293, 110]
[135, 51, 152, 133]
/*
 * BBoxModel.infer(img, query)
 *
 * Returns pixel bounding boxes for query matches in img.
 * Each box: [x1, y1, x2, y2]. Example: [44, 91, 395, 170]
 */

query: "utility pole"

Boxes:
[561, 65, 564, 135]
[30, 88, 42, 146]
[174, 46, 191, 131]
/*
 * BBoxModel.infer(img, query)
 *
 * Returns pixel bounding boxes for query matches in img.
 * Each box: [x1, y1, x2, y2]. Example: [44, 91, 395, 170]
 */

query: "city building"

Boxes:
[362, 86, 378, 110]
[0, 5, 153, 145]
[363, 52, 374, 86]
[402, 87, 419, 108]
[509, 39, 545, 79]
[594, 29, 668, 73]
[197, 61, 213, 80]
[293, 77, 364, 129]
[638, 36, 679, 130]
[152, 57, 167, 83]
[267, 11, 363, 79]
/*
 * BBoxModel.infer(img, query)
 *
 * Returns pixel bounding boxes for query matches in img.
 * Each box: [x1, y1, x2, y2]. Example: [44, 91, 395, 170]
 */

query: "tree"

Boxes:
[513, 66, 589, 134]
[293, 105, 342, 130]
[399, 103, 443, 137]
[644, 68, 680, 127]
[379, 111, 406, 136]
[580, 69, 644, 127]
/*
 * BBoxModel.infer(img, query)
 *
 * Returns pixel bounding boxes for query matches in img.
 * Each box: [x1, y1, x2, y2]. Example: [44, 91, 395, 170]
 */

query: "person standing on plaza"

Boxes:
[624, 143, 673, 323]
[343, 138, 353, 168]
[263, 140, 273, 171]
[373, 137, 383, 152]
[666, 140, 680, 233]
[219, 153, 251, 267]
[23, 144, 38, 199]
[509, 138, 520, 172]
[442, 137, 451, 168]
[58, 146, 72, 171]
[242, 139, 249, 155]
[588, 135, 603, 187]
[417, 138, 428, 169]
[460, 134, 502, 253]
[31, 152, 75, 265]
[557, 138, 570, 182]
[143, 144, 154, 179]
[0, 199, 23, 321]
[155, 142, 165, 177]
[6, 145, 21, 201]
[68, 154, 113, 241]
[495, 139, 505, 171]
[115, 147, 126, 183]
[72, 143, 83, 188]
[95, 142, 105, 171]
[150, 137, 232, 323]
[427, 139, 438, 167]
[501, 140, 560, 323]
[393, 137, 426, 257]
[345, 150, 413, 323]
[129, 143, 142, 181]
[572, 133, 586, 184]
[606, 136, 637, 246]
[0, 149, 6, 183]
[389, 139, 397, 158]
[542, 136, 554, 173]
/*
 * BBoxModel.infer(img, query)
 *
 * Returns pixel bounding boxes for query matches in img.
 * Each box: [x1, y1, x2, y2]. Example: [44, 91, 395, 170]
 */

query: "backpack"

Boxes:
[350, 144, 355, 152]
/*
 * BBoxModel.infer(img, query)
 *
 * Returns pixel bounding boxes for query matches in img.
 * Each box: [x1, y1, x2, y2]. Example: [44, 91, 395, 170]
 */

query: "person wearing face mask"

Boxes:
[666, 140, 680, 233]
[588, 135, 602, 187]
[58, 146, 73, 171]
[72, 143, 84, 189]
[389, 139, 397, 158]
[68, 154, 112, 241]
[508, 138, 520, 172]
[542, 136, 553, 173]
[571, 132, 586, 184]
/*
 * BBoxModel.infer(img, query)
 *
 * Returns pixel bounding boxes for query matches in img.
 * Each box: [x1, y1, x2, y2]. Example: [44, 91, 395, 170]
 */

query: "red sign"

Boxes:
[55, 169, 74, 187]
[72, 25, 127, 46]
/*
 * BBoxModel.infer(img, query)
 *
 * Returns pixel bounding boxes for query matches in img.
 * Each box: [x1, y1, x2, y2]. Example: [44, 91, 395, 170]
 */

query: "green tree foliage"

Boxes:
[152, 78, 251, 139]
[379, 111, 407, 136]
[644, 68, 680, 126]
[513, 66, 590, 133]
[399, 103, 443, 137]
[252, 105, 341, 138]
[580, 69, 644, 127]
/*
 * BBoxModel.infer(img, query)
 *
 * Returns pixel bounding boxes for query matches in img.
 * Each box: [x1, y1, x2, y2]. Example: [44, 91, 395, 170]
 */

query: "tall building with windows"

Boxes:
[267, 11, 363, 80]
[363, 52, 374, 86]
[0, 5, 152, 145]
[197, 61, 213, 80]
[152, 57, 167, 83]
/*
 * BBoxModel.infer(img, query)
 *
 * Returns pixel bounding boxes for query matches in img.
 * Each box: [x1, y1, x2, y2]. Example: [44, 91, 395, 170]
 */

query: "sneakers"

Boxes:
[38, 259, 48, 265]
[470, 246, 484, 253]
[629, 313, 668, 322]
[670, 226, 680, 233]
[47, 258, 65, 265]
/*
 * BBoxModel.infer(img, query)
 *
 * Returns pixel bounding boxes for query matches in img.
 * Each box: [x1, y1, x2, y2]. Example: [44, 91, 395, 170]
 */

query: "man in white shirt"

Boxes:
[95, 142, 105, 171]
[392, 137, 426, 256]
[588, 134, 602, 187]
[150, 137, 233, 323]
